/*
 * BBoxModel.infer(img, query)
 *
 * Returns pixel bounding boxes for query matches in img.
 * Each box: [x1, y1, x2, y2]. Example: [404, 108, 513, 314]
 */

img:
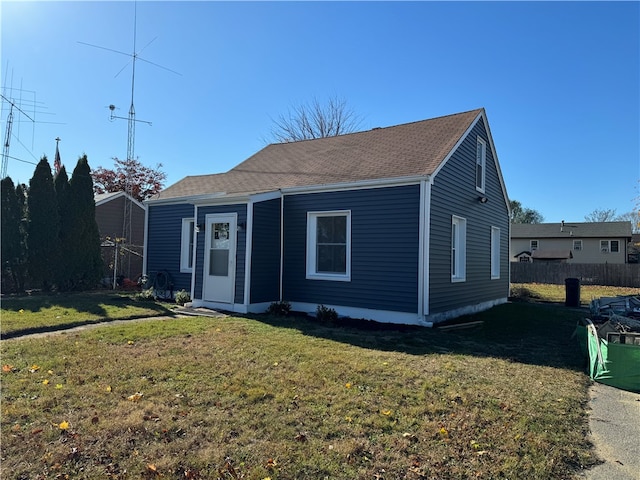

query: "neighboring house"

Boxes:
[95, 191, 146, 282]
[510, 221, 633, 264]
[144, 108, 510, 326]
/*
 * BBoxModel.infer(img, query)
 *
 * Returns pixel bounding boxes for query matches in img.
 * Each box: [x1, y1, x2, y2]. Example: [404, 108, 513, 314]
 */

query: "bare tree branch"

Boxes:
[268, 95, 363, 143]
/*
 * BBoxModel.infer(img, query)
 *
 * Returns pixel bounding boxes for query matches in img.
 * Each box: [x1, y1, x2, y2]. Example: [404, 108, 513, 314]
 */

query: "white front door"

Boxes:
[203, 214, 236, 303]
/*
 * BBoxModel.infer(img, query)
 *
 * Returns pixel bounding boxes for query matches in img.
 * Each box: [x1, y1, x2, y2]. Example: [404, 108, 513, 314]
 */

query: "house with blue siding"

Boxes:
[144, 108, 510, 325]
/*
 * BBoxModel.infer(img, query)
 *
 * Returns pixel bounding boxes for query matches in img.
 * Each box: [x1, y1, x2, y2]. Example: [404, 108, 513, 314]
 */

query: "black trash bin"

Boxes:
[565, 278, 581, 307]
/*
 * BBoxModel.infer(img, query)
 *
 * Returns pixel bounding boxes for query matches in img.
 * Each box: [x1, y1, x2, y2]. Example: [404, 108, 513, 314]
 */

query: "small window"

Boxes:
[476, 137, 486, 192]
[491, 226, 500, 279]
[611, 240, 620, 253]
[600, 240, 609, 253]
[306, 211, 351, 281]
[452, 216, 467, 282]
[530, 240, 539, 251]
[180, 218, 195, 272]
[573, 240, 582, 251]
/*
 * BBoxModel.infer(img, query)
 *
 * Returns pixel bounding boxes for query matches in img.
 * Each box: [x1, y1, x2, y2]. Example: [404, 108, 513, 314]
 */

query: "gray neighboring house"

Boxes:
[144, 108, 510, 326]
[95, 191, 145, 282]
[511, 221, 633, 264]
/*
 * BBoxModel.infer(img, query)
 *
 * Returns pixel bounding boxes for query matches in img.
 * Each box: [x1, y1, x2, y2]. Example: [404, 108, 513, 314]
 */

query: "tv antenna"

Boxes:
[1, 74, 41, 177]
[79, 1, 180, 280]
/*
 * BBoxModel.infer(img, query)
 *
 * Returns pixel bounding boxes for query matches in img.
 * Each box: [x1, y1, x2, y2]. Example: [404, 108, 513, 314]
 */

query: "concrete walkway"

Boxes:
[580, 382, 640, 480]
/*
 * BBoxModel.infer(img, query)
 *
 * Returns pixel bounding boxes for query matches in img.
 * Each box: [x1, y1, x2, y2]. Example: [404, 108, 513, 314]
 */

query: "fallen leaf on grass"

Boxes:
[439, 427, 449, 437]
[58, 421, 70, 430]
[2, 364, 14, 373]
[42, 379, 50, 385]
[29, 364, 40, 373]
[381, 410, 392, 416]
[127, 392, 143, 402]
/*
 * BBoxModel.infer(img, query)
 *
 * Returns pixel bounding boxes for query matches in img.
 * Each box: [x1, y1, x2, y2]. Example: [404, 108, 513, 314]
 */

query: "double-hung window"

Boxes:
[451, 216, 467, 282]
[476, 137, 486, 192]
[180, 218, 195, 272]
[306, 211, 351, 281]
[600, 240, 619, 253]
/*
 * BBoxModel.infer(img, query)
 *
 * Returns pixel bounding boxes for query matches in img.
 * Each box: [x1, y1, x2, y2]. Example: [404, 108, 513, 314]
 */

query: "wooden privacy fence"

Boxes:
[510, 262, 640, 287]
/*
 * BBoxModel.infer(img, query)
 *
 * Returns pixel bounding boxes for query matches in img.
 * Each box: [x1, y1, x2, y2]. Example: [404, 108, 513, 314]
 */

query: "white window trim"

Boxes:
[451, 215, 467, 282]
[180, 218, 195, 273]
[476, 136, 486, 193]
[601, 239, 620, 253]
[530, 240, 539, 251]
[491, 226, 500, 279]
[573, 240, 582, 251]
[306, 210, 351, 282]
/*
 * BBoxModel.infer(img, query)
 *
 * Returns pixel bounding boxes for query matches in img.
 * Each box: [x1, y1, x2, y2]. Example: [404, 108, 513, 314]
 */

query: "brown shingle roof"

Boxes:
[152, 108, 483, 201]
[511, 222, 633, 239]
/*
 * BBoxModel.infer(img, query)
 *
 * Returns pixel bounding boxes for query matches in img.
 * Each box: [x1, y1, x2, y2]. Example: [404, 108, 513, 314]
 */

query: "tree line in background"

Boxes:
[1, 156, 102, 294]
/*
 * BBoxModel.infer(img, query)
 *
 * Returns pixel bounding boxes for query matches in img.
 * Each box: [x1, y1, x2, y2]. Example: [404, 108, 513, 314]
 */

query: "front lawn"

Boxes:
[0, 291, 175, 338]
[1, 301, 597, 479]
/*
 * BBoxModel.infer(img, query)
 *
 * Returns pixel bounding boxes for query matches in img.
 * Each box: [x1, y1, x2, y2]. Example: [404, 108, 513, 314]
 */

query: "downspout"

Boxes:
[420, 177, 433, 325]
[142, 202, 149, 278]
[243, 201, 254, 308]
[421, 176, 433, 327]
[279, 192, 284, 301]
[190, 205, 198, 301]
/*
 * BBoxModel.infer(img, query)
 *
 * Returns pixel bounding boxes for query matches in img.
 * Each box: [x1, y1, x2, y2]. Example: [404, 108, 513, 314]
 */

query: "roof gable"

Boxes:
[152, 108, 484, 201]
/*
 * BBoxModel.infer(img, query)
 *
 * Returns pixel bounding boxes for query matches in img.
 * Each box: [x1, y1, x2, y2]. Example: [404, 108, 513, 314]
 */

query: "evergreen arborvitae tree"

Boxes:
[68, 155, 103, 290]
[27, 157, 60, 291]
[54, 166, 73, 291]
[1, 177, 26, 293]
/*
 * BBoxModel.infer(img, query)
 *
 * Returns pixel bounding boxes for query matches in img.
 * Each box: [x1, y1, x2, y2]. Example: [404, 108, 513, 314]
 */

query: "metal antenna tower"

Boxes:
[79, 1, 179, 281]
[1, 81, 36, 178]
[2, 65, 63, 178]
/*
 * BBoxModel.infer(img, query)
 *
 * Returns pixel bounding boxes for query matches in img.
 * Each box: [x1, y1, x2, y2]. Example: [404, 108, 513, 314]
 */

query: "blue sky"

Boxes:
[2, 1, 639, 222]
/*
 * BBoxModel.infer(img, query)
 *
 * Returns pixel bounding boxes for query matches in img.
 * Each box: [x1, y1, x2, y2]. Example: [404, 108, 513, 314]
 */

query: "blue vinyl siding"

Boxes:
[429, 117, 510, 314]
[146, 203, 195, 293]
[283, 185, 420, 313]
[193, 204, 247, 303]
[250, 198, 281, 304]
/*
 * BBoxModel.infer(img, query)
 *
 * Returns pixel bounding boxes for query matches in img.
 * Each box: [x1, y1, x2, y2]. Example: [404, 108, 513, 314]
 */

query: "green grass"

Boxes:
[510, 283, 639, 305]
[1, 301, 598, 479]
[0, 291, 176, 338]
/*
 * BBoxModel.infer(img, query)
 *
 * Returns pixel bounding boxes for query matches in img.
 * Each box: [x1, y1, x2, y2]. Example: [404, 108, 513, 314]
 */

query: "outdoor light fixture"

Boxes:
[237, 221, 246, 231]
[196, 223, 205, 232]
[478, 196, 489, 203]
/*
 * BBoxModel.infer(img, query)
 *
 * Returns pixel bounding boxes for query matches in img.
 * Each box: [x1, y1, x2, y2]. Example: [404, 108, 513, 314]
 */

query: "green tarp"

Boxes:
[576, 320, 640, 393]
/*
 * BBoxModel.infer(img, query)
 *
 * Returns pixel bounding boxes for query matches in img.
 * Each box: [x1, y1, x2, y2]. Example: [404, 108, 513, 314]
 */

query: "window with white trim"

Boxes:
[601, 240, 619, 253]
[306, 211, 351, 281]
[451, 216, 467, 282]
[180, 218, 195, 272]
[491, 226, 500, 279]
[530, 240, 539, 251]
[476, 137, 486, 192]
[573, 240, 582, 251]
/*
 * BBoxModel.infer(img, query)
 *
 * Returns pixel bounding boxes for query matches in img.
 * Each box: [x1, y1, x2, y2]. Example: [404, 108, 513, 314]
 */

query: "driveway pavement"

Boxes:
[580, 382, 640, 480]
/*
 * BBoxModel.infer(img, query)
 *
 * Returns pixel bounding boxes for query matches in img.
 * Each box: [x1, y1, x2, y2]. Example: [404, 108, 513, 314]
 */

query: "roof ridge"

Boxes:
[267, 107, 485, 147]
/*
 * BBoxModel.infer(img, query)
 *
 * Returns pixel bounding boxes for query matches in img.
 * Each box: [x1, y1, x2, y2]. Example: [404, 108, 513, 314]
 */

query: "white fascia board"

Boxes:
[280, 175, 429, 196]
[145, 192, 228, 206]
[431, 111, 482, 179]
[146, 190, 281, 207]
[480, 110, 511, 211]
[96, 191, 145, 210]
[250, 190, 281, 203]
